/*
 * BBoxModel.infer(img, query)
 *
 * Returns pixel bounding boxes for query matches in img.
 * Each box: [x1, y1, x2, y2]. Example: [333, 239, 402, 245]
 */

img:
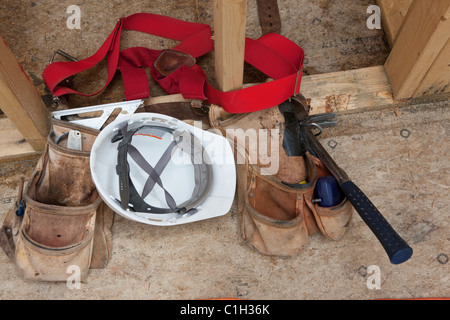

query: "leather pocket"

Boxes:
[15, 179, 100, 282]
[241, 188, 309, 256]
[240, 154, 319, 256]
[11, 121, 114, 281]
[313, 198, 353, 241]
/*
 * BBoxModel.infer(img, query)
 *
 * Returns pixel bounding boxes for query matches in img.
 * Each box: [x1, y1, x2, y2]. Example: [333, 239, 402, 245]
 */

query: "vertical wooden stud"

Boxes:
[213, 0, 248, 92]
[377, 0, 413, 47]
[384, 0, 450, 100]
[0, 35, 50, 151]
[413, 39, 450, 97]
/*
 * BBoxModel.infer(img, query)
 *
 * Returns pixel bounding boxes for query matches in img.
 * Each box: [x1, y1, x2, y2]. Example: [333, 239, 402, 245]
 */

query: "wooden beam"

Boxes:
[213, 0, 247, 92]
[0, 117, 42, 163]
[413, 38, 450, 97]
[4, 63, 446, 162]
[384, 0, 450, 100]
[377, 0, 413, 47]
[0, 34, 50, 151]
[300, 66, 396, 114]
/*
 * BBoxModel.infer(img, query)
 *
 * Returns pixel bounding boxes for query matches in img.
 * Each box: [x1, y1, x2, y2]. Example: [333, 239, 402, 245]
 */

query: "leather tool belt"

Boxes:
[0, 120, 114, 281]
[208, 95, 354, 256]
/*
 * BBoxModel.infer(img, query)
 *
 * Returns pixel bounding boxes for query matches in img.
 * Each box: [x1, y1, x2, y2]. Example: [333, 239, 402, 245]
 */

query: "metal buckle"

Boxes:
[48, 49, 78, 65]
[48, 50, 78, 108]
[294, 70, 302, 95]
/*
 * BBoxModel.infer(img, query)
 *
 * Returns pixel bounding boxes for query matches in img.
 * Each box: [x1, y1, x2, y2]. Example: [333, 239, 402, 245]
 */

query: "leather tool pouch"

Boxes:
[209, 101, 353, 256]
[0, 120, 114, 281]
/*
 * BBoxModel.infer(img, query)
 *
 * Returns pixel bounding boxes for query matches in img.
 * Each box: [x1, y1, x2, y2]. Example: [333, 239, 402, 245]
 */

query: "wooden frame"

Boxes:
[0, 35, 50, 162]
[1, 0, 448, 162]
[383, 0, 450, 99]
[213, 0, 247, 91]
[376, 0, 413, 48]
[209, 0, 449, 111]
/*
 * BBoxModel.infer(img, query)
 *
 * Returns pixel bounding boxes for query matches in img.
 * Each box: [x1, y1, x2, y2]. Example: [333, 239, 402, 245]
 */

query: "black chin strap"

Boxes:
[112, 122, 212, 214]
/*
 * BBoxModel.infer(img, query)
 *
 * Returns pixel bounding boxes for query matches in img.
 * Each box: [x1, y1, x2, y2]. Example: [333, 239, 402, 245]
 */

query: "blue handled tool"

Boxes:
[15, 177, 25, 217]
[282, 95, 413, 265]
[314, 176, 345, 207]
[301, 112, 413, 265]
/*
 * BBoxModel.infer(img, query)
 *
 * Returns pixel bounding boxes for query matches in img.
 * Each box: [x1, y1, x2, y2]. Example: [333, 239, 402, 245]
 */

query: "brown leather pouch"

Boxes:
[209, 102, 353, 256]
[310, 156, 353, 241]
[242, 153, 319, 256]
[0, 120, 114, 281]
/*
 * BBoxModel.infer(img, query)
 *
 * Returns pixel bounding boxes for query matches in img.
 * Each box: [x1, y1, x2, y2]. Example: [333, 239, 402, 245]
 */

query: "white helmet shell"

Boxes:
[90, 113, 236, 226]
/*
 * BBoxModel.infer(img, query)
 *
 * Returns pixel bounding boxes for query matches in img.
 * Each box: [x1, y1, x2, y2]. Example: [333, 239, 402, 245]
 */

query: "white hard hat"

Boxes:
[90, 113, 236, 226]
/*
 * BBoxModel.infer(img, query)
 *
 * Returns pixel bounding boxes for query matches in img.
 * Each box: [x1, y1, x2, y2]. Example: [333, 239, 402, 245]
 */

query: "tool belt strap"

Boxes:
[42, 12, 304, 113]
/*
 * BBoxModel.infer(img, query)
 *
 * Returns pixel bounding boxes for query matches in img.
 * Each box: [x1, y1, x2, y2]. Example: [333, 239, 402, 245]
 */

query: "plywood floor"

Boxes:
[0, 0, 449, 300]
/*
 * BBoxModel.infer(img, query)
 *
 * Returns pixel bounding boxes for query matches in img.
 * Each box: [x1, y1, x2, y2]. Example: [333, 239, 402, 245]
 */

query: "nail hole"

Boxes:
[327, 139, 338, 149]
[437, 253, 448, 264]
[400, 129, 410, 138]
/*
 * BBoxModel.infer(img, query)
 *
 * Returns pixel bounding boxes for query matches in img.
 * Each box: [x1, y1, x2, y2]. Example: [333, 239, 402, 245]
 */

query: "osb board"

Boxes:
[1, 99, 448, 300]
[0, 0, 389, 109]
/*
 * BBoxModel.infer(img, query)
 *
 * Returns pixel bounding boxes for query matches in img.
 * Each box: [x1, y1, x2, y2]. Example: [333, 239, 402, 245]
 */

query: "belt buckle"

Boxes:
[294, 70, 302, 96]
[48, 50, 79, 109]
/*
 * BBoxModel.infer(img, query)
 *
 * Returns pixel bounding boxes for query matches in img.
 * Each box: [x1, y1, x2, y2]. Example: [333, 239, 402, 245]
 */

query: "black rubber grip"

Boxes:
[340, 180, 413, 264]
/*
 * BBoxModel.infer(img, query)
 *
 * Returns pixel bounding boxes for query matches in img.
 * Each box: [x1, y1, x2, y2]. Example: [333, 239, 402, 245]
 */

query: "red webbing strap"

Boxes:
[117, 47, 208, 101]
[42, 13, 304, 114]
[43, 19, 123, 98]
[205, 35, 304, 113]
[121, 13, 213, 57]
[116, 13, 214, 100]
[43, 13, 213, 99]
[117, 47, 160, 101]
